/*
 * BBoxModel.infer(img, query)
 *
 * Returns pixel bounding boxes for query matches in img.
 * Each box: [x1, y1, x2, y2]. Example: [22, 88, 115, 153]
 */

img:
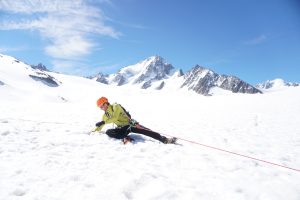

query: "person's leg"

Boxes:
[106, 125, 130, 139]
[130, 126, 167, 143]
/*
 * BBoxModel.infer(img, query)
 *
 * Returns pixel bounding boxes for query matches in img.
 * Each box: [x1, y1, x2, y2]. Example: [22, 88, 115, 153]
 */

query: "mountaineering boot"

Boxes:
[123, 136, 135, 144]
[163, 137, 177, 144]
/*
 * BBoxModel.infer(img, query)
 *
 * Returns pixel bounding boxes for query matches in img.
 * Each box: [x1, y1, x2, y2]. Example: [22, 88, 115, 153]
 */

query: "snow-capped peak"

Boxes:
[256, 78, 300, 90]
[118, 55, 169, 76]
[105, 56, 175, 88]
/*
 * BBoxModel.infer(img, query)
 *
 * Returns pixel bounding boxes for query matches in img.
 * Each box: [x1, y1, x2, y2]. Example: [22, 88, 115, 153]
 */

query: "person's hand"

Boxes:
[90, 126, 105, 135]
[95, 121, 105, 127]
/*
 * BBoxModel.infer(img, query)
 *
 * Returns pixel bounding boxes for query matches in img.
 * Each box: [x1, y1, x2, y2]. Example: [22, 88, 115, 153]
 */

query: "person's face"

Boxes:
[100, 102, 108, 111]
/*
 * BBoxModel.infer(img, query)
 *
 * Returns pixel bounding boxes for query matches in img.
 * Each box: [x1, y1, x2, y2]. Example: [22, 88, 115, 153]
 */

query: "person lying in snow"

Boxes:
[94, 96, 177, 144]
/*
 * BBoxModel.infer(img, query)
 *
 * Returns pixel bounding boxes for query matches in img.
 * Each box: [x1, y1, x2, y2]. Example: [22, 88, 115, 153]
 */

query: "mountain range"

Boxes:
[256, 78, 300, 90]
[89, 56, 264, 96]
[1, 53, 299, 99]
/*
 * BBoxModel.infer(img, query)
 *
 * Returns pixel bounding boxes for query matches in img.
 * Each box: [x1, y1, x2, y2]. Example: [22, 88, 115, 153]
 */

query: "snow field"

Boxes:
[1, 53, 300, 199]
[1, 87, 300, 200]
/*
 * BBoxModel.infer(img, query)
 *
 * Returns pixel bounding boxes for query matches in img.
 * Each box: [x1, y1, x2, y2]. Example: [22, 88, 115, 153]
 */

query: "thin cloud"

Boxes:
[0, 0, 121, 71]
[243, 34, 267, 45]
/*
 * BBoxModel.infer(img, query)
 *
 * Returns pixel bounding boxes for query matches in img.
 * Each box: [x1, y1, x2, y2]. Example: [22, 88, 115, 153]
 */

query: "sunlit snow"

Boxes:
[1, 54, 300, 200]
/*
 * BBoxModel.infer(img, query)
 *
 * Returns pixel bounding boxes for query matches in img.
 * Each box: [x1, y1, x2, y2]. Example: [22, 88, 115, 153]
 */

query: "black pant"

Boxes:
[106, 125, 166, 143]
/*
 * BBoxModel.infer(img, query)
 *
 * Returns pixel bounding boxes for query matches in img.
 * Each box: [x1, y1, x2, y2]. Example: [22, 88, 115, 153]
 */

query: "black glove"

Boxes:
[95, 121, 105, 127]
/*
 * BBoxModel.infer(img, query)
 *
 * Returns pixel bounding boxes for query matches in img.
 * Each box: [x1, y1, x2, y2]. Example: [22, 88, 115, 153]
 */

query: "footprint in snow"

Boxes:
[12, 188, 27, 196]
[1, 131, 10, 136]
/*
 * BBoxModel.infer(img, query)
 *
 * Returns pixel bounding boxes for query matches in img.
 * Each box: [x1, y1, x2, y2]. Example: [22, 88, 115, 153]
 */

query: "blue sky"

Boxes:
[0, 0, 299, 84]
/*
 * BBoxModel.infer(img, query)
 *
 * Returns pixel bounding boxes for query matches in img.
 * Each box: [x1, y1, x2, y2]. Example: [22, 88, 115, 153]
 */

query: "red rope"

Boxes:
[165, 134, 300, 173]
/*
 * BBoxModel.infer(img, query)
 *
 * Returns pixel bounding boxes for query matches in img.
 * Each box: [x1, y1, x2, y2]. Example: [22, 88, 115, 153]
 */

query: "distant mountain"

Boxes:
[90, 56, 261, 95]
[91, 56, 182, 89]
[182, 65, 262, 95]
[256, 78, 299, 90]
[0, 53, 99, 102]
[31, 63, 49, 71]
[0, 53, 60, 88]
[89, 72, 109, 84]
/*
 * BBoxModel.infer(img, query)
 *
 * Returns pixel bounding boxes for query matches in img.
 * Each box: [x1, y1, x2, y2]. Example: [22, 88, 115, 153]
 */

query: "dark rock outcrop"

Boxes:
[29, 72, 60, 87]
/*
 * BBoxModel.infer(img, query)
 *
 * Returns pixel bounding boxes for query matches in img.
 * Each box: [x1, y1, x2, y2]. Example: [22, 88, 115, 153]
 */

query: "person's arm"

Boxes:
[95, 120, 105, 131]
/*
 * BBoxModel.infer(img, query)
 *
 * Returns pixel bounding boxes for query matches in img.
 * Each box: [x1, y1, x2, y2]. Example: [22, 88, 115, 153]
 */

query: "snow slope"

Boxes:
[0, 54, 300, 199]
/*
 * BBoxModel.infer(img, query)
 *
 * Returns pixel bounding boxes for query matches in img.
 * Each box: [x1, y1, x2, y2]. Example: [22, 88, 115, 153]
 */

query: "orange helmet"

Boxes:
[97, 97, 108, 107]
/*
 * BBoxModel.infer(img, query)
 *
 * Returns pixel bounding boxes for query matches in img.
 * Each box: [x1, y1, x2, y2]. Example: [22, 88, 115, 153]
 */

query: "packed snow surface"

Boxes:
[0, 54, 300, 199]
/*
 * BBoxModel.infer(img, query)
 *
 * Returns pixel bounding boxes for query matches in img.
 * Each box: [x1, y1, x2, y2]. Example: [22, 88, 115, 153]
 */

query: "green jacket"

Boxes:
[97, 103, 130, 131]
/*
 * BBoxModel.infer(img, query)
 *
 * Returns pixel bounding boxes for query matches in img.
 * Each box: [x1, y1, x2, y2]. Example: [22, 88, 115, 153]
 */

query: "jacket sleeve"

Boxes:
[94, 121, 105, 132]
[97, 122, 105, 131]
[96, 112, 111, 131]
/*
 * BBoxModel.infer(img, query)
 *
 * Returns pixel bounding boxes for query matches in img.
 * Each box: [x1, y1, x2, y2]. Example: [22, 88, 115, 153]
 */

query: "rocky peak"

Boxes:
[99, 56, 175, 87]
[31, 63, 49, 71]
[93, 72, 109, 84]
[182, 65, 218, 95]
[182, 65, 262, 95]
[218, 75, 262, 94]
[177, 69, 184, 77]
[133, 55, 174, 84]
